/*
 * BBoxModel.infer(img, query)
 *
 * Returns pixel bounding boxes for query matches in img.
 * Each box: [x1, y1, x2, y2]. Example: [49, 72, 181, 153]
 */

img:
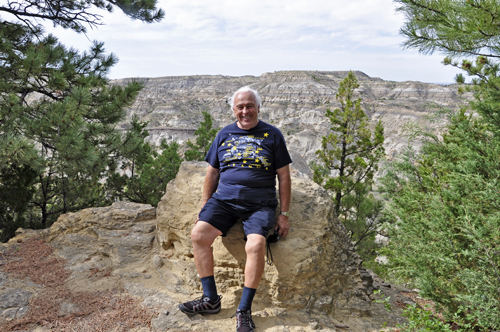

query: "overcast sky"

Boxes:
[40, 0, 463, 83]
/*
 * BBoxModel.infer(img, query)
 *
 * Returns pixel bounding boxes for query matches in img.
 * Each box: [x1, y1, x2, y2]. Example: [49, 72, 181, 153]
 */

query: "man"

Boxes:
[179, 86, 292, 332]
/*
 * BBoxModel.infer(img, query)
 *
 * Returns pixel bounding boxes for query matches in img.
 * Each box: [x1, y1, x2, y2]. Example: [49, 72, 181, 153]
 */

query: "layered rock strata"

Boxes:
[114, 71, 470, 176]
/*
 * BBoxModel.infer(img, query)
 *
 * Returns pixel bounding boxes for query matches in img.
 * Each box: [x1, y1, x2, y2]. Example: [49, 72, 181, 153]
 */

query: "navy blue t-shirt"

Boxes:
[205, 121, 292, 201]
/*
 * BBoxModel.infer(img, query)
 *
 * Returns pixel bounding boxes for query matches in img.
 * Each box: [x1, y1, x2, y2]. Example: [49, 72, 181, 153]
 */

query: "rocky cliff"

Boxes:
[114, 71, 470, 176]
[1, 162, 413, 332]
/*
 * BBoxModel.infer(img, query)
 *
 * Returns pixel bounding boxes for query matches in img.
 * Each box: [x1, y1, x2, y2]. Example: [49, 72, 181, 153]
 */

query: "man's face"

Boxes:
[233, 91, 260, 130]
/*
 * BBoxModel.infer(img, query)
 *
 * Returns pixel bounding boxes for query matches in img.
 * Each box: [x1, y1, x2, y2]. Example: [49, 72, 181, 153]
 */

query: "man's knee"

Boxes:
[191, 224, 210, 245]
[245, 234, 266, 256]
[191, 221, 220, 246]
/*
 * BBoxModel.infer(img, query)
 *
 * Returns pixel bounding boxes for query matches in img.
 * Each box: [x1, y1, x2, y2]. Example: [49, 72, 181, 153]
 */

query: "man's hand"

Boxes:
[276, 165, 291, 238]
[275, 214, 290, 237]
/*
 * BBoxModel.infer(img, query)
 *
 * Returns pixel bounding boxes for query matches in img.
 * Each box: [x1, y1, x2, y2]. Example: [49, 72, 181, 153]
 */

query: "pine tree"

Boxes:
[312, 71, 385, 255]
[107, 117, 183, 207]
[0, 0, 163, 32]
[395, 0, 500, 130]
[0, 0, 163, 238]
[184, 111, 219, 161]
[395, 0, 500, 58]
[0, 164, 37, 242]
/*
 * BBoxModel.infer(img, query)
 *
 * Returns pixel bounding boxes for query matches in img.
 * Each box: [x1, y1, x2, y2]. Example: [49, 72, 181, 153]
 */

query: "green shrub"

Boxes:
[380, 110, 500, 330]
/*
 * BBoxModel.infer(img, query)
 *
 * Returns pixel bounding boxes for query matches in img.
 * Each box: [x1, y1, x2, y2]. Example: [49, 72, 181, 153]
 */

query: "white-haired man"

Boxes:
[179, 86, 292, 332]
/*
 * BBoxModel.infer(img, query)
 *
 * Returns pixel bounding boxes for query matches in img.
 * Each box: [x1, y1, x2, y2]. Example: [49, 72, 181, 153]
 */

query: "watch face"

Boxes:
[281, 211, 288, 217]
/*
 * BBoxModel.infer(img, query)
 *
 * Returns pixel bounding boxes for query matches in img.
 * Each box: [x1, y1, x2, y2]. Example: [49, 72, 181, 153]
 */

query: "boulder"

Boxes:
[156, 161, 384, 330]
[45, 201, 157, 274]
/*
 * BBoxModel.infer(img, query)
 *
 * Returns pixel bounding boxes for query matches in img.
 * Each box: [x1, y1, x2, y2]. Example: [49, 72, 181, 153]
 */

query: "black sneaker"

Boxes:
[233, 309, 256, 332]
[178, 294, 222, 315]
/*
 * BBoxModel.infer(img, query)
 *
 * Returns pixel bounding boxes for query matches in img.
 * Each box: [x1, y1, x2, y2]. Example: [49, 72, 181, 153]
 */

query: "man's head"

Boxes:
[229, 87, 262, 109]
[229, 87, 262, 130]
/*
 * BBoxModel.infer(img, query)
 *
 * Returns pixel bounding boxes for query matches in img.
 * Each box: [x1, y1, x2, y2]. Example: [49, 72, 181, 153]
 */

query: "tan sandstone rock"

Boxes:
[155, 161, 395, 331]
[45, 201, 157, 275]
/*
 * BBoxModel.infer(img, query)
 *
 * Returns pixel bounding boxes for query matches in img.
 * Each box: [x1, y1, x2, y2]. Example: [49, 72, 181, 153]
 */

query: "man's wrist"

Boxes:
[280, 211, 289, 217]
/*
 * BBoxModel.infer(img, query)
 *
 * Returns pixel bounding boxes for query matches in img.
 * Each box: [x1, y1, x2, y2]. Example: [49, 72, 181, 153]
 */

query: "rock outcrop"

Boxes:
[156, 161, 374, 318]
[1, 162, 410, 331]
[45, 201, 157, 275]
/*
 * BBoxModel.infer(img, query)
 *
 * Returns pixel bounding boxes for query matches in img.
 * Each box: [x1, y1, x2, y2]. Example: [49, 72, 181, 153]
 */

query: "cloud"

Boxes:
[78, 0, 404, 45]
[37, 0, 461, 83]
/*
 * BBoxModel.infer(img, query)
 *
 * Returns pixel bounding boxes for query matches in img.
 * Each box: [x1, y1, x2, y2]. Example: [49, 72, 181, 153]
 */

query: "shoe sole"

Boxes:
[178, 304, 221, 315]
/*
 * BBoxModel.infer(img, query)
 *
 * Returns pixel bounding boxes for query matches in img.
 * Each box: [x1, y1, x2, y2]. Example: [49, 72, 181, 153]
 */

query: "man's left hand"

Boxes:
[275, 214, 290, 238]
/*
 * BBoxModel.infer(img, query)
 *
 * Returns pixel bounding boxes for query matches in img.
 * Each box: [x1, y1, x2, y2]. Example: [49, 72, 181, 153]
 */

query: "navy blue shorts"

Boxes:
[199, 197, 278, 237]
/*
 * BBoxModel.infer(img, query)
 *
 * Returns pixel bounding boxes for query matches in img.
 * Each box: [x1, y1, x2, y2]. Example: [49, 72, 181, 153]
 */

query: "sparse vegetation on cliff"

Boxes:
[311, 71, 385, 262]
[184, 111, 219, 161]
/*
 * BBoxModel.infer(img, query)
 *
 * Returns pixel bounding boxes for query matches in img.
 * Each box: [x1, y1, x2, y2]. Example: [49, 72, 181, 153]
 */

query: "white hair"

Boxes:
[228, 86, 262, 108]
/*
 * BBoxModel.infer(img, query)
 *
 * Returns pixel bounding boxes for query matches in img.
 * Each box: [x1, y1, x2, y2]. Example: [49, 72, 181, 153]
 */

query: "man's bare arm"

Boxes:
[276, 164, 291, 237]
[201, 165, 220, 208]
[196, 165, 220, 223]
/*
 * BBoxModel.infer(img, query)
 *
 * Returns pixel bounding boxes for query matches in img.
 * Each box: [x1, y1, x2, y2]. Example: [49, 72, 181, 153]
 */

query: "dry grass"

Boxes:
[1, 237, 154, 331]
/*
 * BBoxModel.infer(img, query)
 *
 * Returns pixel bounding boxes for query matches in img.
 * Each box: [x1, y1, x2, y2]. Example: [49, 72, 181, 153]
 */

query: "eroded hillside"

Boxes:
[114, 71, 470, 176]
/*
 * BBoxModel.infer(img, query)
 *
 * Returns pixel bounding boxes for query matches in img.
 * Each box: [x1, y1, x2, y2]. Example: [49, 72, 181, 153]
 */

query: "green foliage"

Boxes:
[0, 0, 164, 33]
[311, 71, 385, 257]
[0, 1, 163, 240]
[184, 111, 219, 161]
[0, 25, 138, 228]
[107, 117, 183, 207]
[395, 0, 500, 58]
[373, 290, 392, 312]
[376, 291, 458, 331]
[396, 304, 454, 332]
[457, 57, 500, 134]
[380, 110, 500, 329]
[395, 0, 500, 132]
[0, 165, 38, 241]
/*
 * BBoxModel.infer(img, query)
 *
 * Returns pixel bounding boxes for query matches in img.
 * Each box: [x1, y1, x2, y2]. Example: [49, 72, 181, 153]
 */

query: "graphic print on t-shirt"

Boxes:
[220, 134, 272, 170]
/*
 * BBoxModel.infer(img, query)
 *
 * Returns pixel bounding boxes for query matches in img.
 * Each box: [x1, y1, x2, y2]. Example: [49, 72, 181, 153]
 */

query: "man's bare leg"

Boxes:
[179, 221, 222, 315]
[243, 234, 267, 288]
[234, 233, 266, 331]
[191, 221, 222, 278]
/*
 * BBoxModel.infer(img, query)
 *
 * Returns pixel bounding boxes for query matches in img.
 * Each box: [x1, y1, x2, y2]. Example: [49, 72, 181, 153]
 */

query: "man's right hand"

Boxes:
[275, 214, 290, 237]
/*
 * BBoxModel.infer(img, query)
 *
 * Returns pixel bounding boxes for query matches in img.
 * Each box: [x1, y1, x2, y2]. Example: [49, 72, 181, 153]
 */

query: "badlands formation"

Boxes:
[115, 70, 469, 176]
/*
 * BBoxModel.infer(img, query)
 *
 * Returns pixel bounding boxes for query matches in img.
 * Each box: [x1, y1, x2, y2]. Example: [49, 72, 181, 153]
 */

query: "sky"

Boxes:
[38, 0, 463, 83]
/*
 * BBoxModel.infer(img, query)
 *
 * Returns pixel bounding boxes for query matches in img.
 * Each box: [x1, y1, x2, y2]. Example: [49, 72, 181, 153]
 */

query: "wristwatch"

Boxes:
[280, 211, 289, 217]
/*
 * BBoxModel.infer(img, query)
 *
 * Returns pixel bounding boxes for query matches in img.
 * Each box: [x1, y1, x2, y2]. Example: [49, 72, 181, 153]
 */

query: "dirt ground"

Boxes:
[1, 237, 155, 332]
[1, 236, 443, 332]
